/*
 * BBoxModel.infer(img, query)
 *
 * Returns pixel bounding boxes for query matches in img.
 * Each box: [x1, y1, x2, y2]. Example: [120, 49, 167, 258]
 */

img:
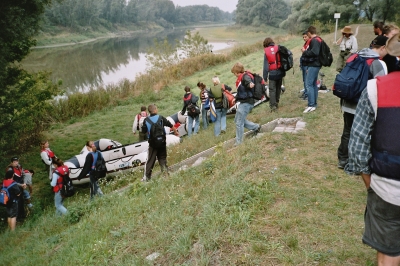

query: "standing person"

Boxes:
[345, 34, 400, 265]
[3, 170, 22, 231]
[337, 35, 388, 169]
[50, 158, 68, 216]
[197, 82, 209, 130]
[335, 26, 358, 72]
[231, 62, 261, 146]
[370, 21, 385, 48]
[77, 141, 104, 199]
[142, 104, 179, 181]
[382, 24, 400, 73]
[209, 76, 231, 136]
[181, 86, 200, 137]
[301, 26, 322, 113]
[6, 157, 32, 221]
[40, 140, 56, 180]
[299, 31, 311, 100]
[132, 106, 149, 141]
[263, 37, 286, 112]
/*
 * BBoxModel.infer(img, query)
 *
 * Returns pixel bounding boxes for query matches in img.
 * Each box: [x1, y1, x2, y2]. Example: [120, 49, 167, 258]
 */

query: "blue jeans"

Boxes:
[305, 66, 321, 107]
[90, 174, 103, 199]
[187, 115, 200, 137]
[201, 104, 209, 129]
[214, 108, 227, 136]
[234, 102, 259, 145]
[301, 65, 307, 95]
[55, 191, 67, 216]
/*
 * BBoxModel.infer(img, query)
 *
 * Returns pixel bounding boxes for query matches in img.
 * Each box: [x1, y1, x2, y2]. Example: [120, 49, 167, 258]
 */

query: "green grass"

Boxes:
[0, 24, 380, 265]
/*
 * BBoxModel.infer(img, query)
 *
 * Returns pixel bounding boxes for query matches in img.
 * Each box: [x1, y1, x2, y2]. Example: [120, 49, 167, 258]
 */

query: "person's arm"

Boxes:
[303, 38, 321, 58]
[350, 36, 358, 54]
[132, 115, 138, 134]
[77, 153, 93, 180]
[50, 172, 58, 187]
[345, 89, 375, 178]
[41, 151, 52, 166]
[335, 36, 343, 45]
[242, 73, 254, 89]
[263, 53, 269, 81]
[163, 117, 179, 136]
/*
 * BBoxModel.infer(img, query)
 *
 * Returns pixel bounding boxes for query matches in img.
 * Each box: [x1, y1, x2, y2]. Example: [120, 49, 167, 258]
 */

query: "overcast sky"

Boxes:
[170, 0, 238, 13]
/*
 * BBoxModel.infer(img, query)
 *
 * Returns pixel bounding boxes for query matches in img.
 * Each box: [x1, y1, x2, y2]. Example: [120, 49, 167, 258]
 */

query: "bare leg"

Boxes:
[377, 252, 400, 266]
[8, 217, 16, 231]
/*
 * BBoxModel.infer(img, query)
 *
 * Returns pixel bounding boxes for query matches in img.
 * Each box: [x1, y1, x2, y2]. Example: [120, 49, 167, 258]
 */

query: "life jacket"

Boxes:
[369, 72, 400, 181]
[41, 148, 55, 159]
[53, 165, 69, 193]
[8, 165, 23, 184]
[210, 85, 223, 103]
[136, 111, 148, 130]
[264, 45, 281, 71]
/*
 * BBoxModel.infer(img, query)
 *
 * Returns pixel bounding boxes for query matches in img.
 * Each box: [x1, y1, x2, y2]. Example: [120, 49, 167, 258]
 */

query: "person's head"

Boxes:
[386, 33, 400, 57]
[86, 141, 95, 152]
[28, 169, 35, 176]
[197, 82, 206, 90]
[10, 157, 19, 167]
[383, 24, 400, 39]
[302, 31, 309, 42]
[212, 76, 220, 86]
[148, 104, 158, 115]
[184, 86, 191, 93]
[40, 140, 49, 150]
[371, 35, 389, 58]
[231, 62, 245, 76]
[341, 26, 353, 38]
[53, 158, 64, 167]
[5, 170, 14, 180]
[373, 21, 384, 35]
[263, 37, 274, 48]
[307, 26, 317, 37]
[140, 106, 146, 112]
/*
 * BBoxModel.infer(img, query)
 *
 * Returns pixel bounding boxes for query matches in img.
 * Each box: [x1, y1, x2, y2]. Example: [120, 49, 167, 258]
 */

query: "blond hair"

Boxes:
[212, 76, 220, 85]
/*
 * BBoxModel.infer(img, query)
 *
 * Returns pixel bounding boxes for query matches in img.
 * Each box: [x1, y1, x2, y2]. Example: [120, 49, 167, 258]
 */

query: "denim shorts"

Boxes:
[363, 188, 400, 256]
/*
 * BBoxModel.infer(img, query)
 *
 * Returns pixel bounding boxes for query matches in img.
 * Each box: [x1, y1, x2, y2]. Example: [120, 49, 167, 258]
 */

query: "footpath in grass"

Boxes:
[0, 24, 379, 265]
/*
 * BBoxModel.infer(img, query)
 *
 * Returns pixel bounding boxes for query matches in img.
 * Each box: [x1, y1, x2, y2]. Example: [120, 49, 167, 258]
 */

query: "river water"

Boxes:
[21, 29, 232, 93]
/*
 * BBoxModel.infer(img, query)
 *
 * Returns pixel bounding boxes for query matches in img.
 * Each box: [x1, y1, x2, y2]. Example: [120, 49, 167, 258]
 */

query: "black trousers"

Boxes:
[337, 112, 354, 163]
[144, 146, 168, 179]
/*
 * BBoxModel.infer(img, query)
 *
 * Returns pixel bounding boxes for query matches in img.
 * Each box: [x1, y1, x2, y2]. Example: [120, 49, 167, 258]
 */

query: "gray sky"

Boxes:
[171, 0, 238, 13]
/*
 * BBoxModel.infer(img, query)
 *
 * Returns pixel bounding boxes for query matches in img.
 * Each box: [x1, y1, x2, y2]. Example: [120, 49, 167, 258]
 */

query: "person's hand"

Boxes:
[234, 102, 240, 110]
[249, 82, 255, 89]
[133, 132, 136, 135]
[22, 184, 27, 189]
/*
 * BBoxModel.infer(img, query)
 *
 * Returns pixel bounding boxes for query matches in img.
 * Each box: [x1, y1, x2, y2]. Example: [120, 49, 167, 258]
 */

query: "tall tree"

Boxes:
[236, 0, 290, 27]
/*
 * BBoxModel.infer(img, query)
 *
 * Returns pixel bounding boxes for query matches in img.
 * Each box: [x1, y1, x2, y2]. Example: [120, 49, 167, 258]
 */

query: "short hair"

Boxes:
[383, 24, 399, 35]
[40, 140, 48, 150]
[302, 31, 308, 35]
[212, 76, 220, 85]
[140, 106, 146, 112]
[263, 37, 274, 48]
[373, 21, 384, 30]
[184, 86, 191, 93]
[231, 62, 244, 74]
[148, 104, 157, 114]
[307, 26, 317, 35]
[53, 158, 64, 167]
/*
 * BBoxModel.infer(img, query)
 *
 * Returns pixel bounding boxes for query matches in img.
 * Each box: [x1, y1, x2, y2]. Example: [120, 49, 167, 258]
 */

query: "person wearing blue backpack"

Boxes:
[336, 35, 388, 169]
[3, 170, 21, 231]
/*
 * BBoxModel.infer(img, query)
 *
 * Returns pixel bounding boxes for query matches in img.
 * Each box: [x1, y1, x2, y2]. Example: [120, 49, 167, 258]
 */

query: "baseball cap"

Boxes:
[10, 156, 19, 162]
[371, 35, 388, 47]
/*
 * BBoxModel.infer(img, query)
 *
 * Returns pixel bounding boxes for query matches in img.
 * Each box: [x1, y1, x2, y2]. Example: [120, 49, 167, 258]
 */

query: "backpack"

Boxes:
[243, 72, 266, 100]
[55, 168, 75, 198]
[187, 103, 200, 117]
[136, 112, 147, 131]
[333, 54, 376, 102]
[0, 182, 17, 206]
[146, 116, 167, 148]
[91, 151, 107, 179]
[221, 84, 235, 109]
[318, 38, 333, 67]
[278, 45, 294, 72]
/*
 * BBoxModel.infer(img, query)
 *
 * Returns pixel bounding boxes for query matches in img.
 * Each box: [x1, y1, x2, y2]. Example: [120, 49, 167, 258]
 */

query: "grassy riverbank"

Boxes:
[1, 25, 379, 264]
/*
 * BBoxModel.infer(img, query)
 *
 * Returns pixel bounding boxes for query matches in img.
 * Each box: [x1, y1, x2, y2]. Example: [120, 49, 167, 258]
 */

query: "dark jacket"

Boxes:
[302, 36, 322, 67]
[236, 72, 255, 104]
[77, 151, 104, 179]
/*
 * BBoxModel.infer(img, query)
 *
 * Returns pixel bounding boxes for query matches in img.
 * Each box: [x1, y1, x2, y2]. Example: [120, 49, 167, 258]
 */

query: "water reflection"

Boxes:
[22, 29, 232, 93]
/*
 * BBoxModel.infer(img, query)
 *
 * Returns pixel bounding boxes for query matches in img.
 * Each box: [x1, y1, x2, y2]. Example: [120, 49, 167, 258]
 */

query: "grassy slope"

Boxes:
[1, 25, 379, 265]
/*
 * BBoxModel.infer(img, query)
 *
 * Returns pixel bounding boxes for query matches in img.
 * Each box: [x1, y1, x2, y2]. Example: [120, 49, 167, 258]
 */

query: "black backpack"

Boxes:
[278, 45, 293, 72]
[187, 94, 200, 117]
[243, 72, 266, 100]
[91, 151, 107, 179]
[318, 38, 333, 67]
[55, 168, 75, 198]
[146, 116, 166, 148]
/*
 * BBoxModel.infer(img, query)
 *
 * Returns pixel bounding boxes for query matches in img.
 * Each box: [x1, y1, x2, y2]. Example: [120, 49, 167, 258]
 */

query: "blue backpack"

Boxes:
[0, 182, 17, 206]
[333, 54, 377, 102]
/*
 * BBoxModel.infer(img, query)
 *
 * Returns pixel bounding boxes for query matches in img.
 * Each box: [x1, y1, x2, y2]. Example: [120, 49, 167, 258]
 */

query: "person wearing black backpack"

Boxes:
[142, 104, 179, 182]
[181, 86, 200, 137]
[3, 170, 21, 231]
[77, 141, 104, 199]
[263, 37, 286, 112]
[50, 158, 68, 216]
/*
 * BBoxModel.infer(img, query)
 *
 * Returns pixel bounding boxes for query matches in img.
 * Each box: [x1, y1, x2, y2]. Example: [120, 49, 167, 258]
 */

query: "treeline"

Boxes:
[41, 0, 233, 32]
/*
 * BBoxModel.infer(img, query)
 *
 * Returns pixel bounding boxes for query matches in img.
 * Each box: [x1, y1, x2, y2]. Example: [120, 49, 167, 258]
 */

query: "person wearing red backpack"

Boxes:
[345, 34, 400, 266]
[337, 36, 388, 169]
[263, 37, 286, 112]
[50, 158, 68, 216]
[3, 170, 21, 231]
[132, 106, 149, 141]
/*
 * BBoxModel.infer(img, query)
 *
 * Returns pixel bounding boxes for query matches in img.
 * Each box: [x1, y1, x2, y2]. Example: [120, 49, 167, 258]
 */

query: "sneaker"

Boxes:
[303, 107, 316, 113]
[141, 177, 150, 182]
[27, 203, 33, 209]
[221, 130, 226, 134]
[270, 106, 277, 112]
[338, 161, 347, 169]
